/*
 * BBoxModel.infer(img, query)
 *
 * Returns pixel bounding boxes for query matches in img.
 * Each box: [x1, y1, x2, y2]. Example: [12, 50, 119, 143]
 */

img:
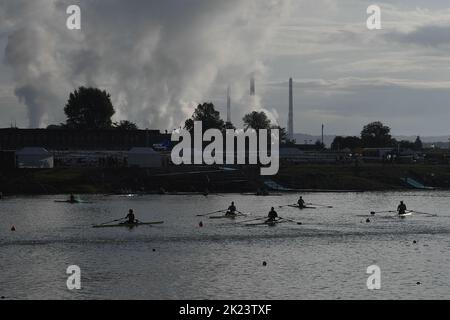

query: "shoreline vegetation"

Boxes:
[1, 164, 449, 195]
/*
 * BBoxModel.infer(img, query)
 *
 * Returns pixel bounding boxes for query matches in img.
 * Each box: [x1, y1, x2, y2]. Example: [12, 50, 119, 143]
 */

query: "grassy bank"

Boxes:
[1, 164, 450, 195]
[276, 164, 450, 191]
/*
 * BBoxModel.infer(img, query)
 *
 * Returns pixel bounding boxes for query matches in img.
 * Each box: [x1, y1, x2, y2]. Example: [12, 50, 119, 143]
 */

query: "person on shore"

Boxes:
[125, 209, 136, 224]
[267, 207, 278, 222]
[397, 201, 407, 215]
[297, 196, 306, 209]
[226, 202, 237, 216]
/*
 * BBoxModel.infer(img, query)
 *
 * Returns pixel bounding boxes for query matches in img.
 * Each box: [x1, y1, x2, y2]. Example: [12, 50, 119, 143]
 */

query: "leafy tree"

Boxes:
[184, 102, 225, 132]
[224, 121, 236, 130]
[360, 121, 393, 148]
[414, 136, 423, 151]
[114, 120, 138, 130]
[243, 111, 271, 130]
[331, 136, 362, 150]
[64, 87, 115, 129]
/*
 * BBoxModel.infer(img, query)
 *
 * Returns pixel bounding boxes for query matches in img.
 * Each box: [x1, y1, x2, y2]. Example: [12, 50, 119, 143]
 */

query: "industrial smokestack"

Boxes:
[288, 78, 294, 140]
[227, 86, 231, 123]
[250, 74, 255, 96]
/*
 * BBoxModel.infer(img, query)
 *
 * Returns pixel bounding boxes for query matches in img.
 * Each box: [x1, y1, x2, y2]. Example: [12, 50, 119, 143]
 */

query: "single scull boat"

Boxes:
[93, 221, 164, 228]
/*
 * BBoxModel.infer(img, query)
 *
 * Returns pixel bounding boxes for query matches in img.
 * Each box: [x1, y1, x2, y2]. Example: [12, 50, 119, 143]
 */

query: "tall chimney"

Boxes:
[226, 86, 231, 123]
[288, 78, 294, 140]
[250, 74, 255, 96]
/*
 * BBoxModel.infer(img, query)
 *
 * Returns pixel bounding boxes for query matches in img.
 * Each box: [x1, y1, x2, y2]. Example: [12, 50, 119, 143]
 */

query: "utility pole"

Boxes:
[321, 124, 324, 147]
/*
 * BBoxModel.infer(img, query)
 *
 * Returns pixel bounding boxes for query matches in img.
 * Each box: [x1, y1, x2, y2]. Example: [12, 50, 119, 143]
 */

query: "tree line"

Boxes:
[48, 87, 293, 144]
[331, 121, 423, 151]
[47, 87, 138, 131]
[48, 86, 422, 151]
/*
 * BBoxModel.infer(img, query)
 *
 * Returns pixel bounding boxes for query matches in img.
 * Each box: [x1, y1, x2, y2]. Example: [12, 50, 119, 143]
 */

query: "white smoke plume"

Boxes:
[0, 0, 290, 129]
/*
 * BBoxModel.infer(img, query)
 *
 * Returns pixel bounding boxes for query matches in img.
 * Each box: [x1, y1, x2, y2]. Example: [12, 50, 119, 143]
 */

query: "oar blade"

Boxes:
[196, 209, 227, 217]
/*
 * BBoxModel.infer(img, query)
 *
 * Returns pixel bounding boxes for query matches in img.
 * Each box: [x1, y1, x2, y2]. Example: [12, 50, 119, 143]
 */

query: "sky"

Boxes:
[1, 0, 450, 137]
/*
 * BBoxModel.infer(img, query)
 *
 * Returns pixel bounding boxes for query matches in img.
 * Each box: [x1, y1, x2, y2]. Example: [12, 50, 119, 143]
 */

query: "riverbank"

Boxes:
[1, 164, 449, 195]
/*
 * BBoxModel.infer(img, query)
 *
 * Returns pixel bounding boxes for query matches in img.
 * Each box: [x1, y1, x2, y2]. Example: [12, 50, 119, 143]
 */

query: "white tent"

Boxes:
[16, 147, 54, 168]
[128, 147, 162, 168]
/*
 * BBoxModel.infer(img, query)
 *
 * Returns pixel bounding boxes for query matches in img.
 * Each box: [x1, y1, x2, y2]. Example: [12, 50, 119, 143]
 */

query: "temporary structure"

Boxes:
[16, 147, 54, 168]
[128, 147, 162, 168]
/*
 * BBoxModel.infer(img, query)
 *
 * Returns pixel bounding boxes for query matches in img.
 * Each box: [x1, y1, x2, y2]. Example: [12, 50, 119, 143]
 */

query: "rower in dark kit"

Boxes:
[397, 201, 407, 215]
[267, 207, 278, 222]
[297, 196, 306, 209]
[226, 202, 237, 216]
[125, 209, 136, 223]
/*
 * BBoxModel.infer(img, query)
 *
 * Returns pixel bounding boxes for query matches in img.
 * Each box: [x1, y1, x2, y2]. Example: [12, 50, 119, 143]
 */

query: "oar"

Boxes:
[279, 217, 303, 225]
[236, 210, 248, 217]
[238, 217, 266, 224]
[95, 217, 126, 226]
[278, 203, 296, 208]
[411, 210, 437, 217]
[197, 209, 227, 217]
[370, 210, 395, 215]
[308, 203, 333, 208]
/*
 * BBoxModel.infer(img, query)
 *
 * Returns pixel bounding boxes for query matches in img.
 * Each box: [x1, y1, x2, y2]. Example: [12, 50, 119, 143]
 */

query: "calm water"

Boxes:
[1, 191, 450, 300]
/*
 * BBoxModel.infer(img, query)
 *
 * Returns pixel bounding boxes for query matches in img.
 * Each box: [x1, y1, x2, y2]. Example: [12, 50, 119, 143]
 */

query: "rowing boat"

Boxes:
[55, 200, 93, 204]
[288, 204, 316, 210]
[93, 221, 164, 228]
[399, 211, 413, 218]
[209, 214, 238, 219]
[246, 219, 287, 227]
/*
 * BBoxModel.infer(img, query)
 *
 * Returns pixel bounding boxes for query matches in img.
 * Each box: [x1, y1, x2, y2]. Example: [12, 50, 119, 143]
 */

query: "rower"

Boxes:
[297, 196, 306, 209]
[397, 201, 407, 215]
[267, 207, 278, 222]
[69, 194, 76, 203]
[226, 202, 237, 216]
[125, 209, 136, 223]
